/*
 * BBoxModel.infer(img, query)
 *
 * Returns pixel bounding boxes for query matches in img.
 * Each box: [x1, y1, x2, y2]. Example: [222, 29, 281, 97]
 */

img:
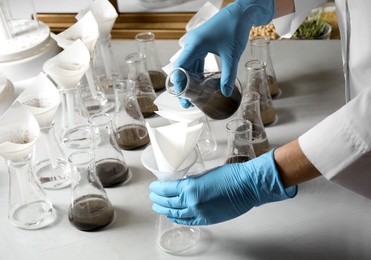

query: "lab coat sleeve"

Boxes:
[273, 0, 327, 38]
[299, 88, 371, 199]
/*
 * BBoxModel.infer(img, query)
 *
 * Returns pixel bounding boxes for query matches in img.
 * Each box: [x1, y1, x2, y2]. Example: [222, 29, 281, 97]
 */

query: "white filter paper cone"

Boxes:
[76, 0, 118, 40]
[16, 73, 61, 127]
[51, 11, 99, 54]
[43, 40, 90, 89]
[146, 121, 202, 172]
[0, 102, 40, 162]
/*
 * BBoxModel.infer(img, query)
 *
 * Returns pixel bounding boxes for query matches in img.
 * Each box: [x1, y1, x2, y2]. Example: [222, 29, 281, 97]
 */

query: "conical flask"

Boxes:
[250, 36, 280, 97]
[42, 40, 93, 150]
[135, 32, 166, 91]
[245, 60, 276, 125]
[68, 150, 115, 231]
[238, 91, 270, 157]
[125, 52, 158, 117]
[225, 118, 256, 164]
[0, 103, 56, 229]
[93, 35, 123, 98]
[166, 68, 242, 120]
[141, 145, 201, 253]
[17, 73, 71, 189]
[79, 58, 112, 115]
[88, 113, 131, 187]
[113, 79, 150, 150]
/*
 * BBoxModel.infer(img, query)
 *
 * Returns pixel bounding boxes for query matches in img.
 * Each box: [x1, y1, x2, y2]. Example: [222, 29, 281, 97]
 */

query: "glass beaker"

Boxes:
[68, 150, 115, 231]
[113, 79, 150, 150]
[225, 118, 256, 164]
[135, 32, 166, 92]
[238, 91, 270, 157]
[125, 52, 158, 117]
[141, 145, 201, 253]
[245, 60, 276, 125]
[250, 36, 280, 97]
[88, 113, 131, 187]
[166, 68, 242, 120]
[93, 34, 123, 99]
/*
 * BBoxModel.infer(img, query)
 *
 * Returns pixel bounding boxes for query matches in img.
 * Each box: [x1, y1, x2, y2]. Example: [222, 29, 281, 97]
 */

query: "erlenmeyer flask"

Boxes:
[88, 113, 131, 187]
[68, 150, 115, 231]
[141, 145, 201, 253]
[125, 52, 158, 117]
[166, 68, 242, 120]
[79, 58, 112, 115]
[225, 118, 256, 164]
[0, 103, 56, 229]
[113, 79, 150, 150]
[250, 36, 280, 97]
[238, 91, 270, 157]
[93, 35, 123, 98]
[191, 115, 217, 159]
[135, 32, 166, 91]
[245, 60, 276, 125]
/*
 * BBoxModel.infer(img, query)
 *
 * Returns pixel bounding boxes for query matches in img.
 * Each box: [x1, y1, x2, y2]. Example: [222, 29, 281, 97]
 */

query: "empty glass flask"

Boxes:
[135, 32, 166, 91]
[166, 68, 242, 120]
[225, 119, 256, 164]
[125, 52, 158, 117]
[238, 91, 270, 157]
[93, 35, 123, 98]
[250, 36, 280, 97]
[113, 79, 150, 150]
[88, 113, 130, 187]
[68, 150, 115, 231]
[245, 60, 276, 125]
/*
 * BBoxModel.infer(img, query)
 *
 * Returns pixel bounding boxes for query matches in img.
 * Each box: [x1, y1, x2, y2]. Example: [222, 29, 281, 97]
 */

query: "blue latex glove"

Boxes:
[174, 0, 276, 108]
[149, 150, 297, 226]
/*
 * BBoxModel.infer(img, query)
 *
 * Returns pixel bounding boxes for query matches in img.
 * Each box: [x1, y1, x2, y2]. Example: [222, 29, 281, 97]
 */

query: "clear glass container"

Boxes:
[166, 68, 242, 120]
[141, 145, 201, 253]
[7, 153, 56, 229]
[135, 32, 166, 91]
[88, 113, 131, 187]
[225, 118, 256, 164]
[33, 125, 71, 189]
[125, 52, 158, 117]
[113, 79, 150, 150]
[238, 91, 270, 156]
[58, 87, 93, 150]
[250, 36, 280, 97]
[68, 150, 115, 231]
[245, 60, 276, 125]
[93, 35, 123, 99]
[193, 115, 217, 158]
[79, 58, 112, 115]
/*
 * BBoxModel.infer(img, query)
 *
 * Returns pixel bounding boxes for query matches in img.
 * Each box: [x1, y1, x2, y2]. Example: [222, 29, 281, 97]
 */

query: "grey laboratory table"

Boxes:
[1, 39, 371, 260]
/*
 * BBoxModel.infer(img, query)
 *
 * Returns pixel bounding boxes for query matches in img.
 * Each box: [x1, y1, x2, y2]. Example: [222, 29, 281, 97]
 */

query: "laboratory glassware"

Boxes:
[238, 91, 270, 156]
[135, 32, 166, 91]
[68, 150, 115, 231]
[225, 118, 256, 164]
[125, 52, 158, 117]
[245, 59, 276, 125]
[88, 113, 130, 187]
[113, 79, 150, 150]
[165, 68, 242, 120]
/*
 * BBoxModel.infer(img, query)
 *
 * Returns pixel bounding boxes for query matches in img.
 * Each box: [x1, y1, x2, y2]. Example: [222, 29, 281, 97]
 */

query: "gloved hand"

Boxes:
[149, 149, 297, 226]
[174, 0, 276, 108]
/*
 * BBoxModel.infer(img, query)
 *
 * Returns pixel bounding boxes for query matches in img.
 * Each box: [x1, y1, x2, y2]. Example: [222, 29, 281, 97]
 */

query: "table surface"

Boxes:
[1, 39, 371, 260]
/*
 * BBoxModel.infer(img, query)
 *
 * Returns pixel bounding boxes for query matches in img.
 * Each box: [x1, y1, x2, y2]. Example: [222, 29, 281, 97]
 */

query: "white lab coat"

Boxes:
[273, 0, 371, 199]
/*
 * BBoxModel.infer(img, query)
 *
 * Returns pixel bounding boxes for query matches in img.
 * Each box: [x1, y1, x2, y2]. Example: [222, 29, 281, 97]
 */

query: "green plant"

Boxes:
[293, 8, 328, 39]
